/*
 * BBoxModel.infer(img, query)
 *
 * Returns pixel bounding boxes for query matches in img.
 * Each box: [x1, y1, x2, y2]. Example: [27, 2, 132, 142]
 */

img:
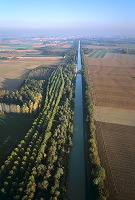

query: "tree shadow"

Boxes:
[1, 78, 25, 91]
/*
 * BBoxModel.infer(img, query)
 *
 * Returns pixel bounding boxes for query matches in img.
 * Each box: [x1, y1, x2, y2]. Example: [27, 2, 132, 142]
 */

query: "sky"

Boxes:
[0, 0, 135, 36]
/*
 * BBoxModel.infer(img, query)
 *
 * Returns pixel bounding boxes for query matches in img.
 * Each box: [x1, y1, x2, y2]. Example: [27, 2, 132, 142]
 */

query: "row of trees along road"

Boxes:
[0, 65, 75, 200]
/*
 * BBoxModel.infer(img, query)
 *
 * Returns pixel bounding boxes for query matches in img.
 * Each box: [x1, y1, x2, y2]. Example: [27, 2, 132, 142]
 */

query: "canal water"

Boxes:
[68, 41, 86, 200]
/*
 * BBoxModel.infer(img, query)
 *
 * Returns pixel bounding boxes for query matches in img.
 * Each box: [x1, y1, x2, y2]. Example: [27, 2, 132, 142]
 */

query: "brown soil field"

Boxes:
[85, 54, 135, 200]
[95, 121, 135, 200]
[84, 56, 135, 110]
[84, 45, 109, 49]
[104, 52, 135, 60]
[94, 106, 135, 126]
[0, 53, 25, 58]
[0, 57, 62, 90]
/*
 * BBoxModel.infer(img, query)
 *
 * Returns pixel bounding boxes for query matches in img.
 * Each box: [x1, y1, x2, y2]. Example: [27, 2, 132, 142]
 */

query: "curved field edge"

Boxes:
[81, 52, 109, 200]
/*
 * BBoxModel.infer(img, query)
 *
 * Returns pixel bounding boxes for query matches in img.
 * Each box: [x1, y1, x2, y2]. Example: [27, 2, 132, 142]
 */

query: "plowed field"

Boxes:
[84, 54, 135, 200]
[95, 121, 135, 200]
[84, 57, 135, 110]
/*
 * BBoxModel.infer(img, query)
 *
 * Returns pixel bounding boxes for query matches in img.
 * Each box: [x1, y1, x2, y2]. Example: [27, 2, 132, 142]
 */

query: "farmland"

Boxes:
[95, 121, 135, 200]
[0, 38, 74, 91]
[0, 57, 62, 91]
[0, 38, 64, 165]
[84, 57, 135, 110]
[88, 50, 107, 58]
[0, 38, 78, 199]
[83, 39, 135, 200]
[0, 38, 75, 163]
[0, 64, 75, 200]
[0, 40, 65, 90]
[94, 106, 135, 126]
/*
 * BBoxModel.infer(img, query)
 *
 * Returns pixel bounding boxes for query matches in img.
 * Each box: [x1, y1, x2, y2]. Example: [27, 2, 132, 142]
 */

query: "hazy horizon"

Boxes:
[0, 0, 135, 37]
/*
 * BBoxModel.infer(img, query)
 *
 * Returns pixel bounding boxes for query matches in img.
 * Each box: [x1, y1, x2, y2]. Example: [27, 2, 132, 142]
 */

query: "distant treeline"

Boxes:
[61, 42, 78, 66]
[82, 48, 93, 55]
[82, 47, 135, 56]
[0, 51, 16, 54]
[109, 48, 135, 55]
[81, 38, 135, 44]
[0, 57, 9, 61]
[24, 43, 78, 62]
[35, 46, 67, 57]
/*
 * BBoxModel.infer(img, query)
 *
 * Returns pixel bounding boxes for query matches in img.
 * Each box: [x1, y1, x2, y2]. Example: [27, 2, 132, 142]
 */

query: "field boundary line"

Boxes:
[87, 70, 119, 200]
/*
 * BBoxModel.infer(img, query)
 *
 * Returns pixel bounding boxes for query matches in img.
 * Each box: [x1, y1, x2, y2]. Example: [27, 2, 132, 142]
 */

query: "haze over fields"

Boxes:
[0, 1, 135, 200]
[0, 0, 135, 37]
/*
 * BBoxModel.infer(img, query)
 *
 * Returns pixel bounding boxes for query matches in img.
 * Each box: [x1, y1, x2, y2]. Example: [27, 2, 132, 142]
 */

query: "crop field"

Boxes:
[84, 48, 135, 200]
[59, 44, 72, 48]
[0, 114, 34, 165]
[94, 106, 135, 126]
[95, 121, 135, 200]
[104, 52, 135, 59]
[0, 56, 62, 90]
[88, 50, 107, 58]
[0, 39, 73, 91]
[84, 57, 135, 110]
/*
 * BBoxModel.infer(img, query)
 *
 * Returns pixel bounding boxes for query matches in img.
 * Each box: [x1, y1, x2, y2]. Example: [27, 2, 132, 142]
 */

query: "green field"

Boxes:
[0, 43, 35, 50]
[88, 50, 107, 58]
[0, 114, 34, 165]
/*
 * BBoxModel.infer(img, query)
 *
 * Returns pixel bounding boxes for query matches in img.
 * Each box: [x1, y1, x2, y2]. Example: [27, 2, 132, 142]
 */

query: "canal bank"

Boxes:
[68, 41, 86, 200]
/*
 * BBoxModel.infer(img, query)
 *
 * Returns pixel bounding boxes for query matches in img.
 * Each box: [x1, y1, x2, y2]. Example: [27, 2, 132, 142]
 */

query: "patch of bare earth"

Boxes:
[84, 55, 135, 200]
[84, 57, 135, 110]
[0, 57, 62, 90]
[94, 106, 135, 126]
[96, 121, 135, 200]
[104, 52, 135, 60]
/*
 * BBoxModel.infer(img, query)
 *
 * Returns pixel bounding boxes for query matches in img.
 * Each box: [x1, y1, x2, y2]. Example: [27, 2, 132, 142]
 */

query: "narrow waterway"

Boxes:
[68, 41, 86, 200]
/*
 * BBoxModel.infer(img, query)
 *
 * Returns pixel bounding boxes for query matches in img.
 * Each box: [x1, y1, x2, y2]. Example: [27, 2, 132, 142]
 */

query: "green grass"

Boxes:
[0, 114, 34, 165]
[88, 50, 107, 58]
[95, 50, 104, 58]
[88, 50, 98, 57]
[100, 50, 107, 58]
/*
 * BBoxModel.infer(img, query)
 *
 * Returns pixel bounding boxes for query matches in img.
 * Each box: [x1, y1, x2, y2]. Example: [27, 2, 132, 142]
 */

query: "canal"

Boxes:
[68, 41, 86, 200]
